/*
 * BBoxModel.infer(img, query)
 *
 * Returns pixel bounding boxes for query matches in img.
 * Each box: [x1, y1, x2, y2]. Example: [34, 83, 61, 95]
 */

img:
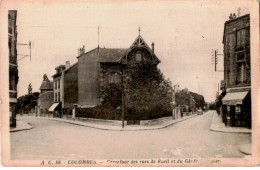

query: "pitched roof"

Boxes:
[98, 48, 127, 63]
[40, 80, 53, 90]
[64, 62, 78, 73]
[119, 35, 160, 63]
[78, 35, 160, 64]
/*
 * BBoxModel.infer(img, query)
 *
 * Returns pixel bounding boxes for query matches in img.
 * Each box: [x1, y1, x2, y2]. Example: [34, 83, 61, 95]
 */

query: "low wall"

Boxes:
[140, 112, 193, 126]
[73, 117, 127, 126]
[183, 112, 193, 117]
[140, 116, 172, 126]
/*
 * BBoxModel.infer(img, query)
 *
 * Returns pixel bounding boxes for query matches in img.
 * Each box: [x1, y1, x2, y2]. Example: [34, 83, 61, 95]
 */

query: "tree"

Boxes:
[101, 83, 122, 108]
[190, 92, 205, 109]
[175, 89, 191, 106]
[125, 61, 172, 120]
[28, 83, 32, 95]
[17, 92, 40, 113]
[98, 62, 173, 120]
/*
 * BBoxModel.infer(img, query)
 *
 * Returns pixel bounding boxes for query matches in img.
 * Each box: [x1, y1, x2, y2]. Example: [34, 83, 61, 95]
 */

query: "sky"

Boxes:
[12, 0, 253, 102]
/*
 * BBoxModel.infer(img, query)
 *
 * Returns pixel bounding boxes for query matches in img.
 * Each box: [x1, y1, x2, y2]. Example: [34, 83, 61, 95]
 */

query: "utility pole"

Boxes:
[171, 84, 178, 120]
[215, 50, 218, 72]
[211, 49, 224, 72]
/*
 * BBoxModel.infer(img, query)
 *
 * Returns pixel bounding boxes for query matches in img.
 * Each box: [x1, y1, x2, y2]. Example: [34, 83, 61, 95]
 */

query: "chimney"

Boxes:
[232, 13, 236, 19]
[65, 61, 70, 69]
[78, 45, 86, 56]
[229, 13, 233, 20]
[82, 45, 85, 54]
[151, 42, 154, 52]
[55, 67, 60, 74]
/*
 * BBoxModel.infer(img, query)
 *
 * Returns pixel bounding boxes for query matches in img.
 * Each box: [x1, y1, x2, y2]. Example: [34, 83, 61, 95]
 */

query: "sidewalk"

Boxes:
[209, 112, 251, 133]
[10, 120, 33, 132]
[36, 114, 198, 131]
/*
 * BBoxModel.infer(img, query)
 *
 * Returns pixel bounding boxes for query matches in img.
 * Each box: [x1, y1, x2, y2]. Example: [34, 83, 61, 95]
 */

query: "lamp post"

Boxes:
[171, 84, 179, 120]
[121, 75, 125, 128]
[121, 68, 129, 128]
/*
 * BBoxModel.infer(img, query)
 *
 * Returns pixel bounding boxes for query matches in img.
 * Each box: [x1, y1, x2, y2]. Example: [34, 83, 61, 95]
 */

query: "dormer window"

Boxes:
[136, 53, 142, 62]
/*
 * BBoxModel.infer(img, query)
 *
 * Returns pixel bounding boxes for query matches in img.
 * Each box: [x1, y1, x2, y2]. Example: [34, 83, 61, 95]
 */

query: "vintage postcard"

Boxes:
[0, 0, 259, 167]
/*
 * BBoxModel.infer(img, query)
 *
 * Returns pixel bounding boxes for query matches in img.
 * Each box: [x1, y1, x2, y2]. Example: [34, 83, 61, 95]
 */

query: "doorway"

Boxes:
[230, 105, 236, 127]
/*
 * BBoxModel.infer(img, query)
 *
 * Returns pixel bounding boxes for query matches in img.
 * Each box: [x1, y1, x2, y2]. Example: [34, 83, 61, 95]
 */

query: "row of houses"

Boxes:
[37, 32, 161, 119]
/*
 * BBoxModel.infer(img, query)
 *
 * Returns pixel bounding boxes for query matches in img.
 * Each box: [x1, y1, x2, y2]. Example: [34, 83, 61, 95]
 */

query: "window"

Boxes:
[8, 37, 12, 57]
[58, 92, 60, 102]
[8, 27, 12, 34]
[109, 72, 120, 84]
[237, 63, 247, 84]
[236, 29, 246, 51]
[136, 53, 142, 62]
[55, 93, 57, 102]
[54, 80, 57, 89]
[109, 72, 116, 84]
[9, 75, 16, 90]
[58, 79, 60, 89]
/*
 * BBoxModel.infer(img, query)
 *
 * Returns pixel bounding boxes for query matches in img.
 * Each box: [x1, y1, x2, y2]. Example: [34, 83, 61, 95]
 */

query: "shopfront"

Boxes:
[49, 102, 62, 118]
[222, 91, 251, 128]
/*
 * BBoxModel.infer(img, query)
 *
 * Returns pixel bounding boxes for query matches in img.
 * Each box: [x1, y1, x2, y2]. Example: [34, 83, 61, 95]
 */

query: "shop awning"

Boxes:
[222, 91, 249, 105]
[48, 103, 60, 112]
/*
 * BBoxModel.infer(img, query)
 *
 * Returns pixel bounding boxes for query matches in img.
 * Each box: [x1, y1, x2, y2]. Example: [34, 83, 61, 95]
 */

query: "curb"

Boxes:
[10, 122, 33, 132]
[36, 114, 198, 131]
[209, 113, 251, 134]
[238, 144, 252, 155]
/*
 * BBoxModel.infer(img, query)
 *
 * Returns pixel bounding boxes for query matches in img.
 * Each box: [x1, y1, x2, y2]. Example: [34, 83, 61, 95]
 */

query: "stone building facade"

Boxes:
[8, 10, 18, 127]
[77, 34, 160, 109]
[221, 14, 251, 127]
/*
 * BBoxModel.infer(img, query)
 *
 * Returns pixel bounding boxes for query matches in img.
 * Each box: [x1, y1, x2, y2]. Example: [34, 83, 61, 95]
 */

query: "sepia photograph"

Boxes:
[0, 0, 259, 167]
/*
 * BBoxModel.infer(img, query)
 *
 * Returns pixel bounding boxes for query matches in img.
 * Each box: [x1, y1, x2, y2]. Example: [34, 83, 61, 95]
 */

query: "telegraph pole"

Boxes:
[211, 49, 223, 72]
[215, 50, 217, 72]
[17, 40, 32, 61]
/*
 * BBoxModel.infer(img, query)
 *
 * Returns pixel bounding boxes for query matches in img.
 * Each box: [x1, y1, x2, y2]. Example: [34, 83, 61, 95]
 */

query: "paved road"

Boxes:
[11, 111, 251, 160]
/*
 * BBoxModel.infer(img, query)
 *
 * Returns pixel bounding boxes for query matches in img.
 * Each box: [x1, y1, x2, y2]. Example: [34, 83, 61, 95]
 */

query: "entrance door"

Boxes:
[230, 105, 236, 127]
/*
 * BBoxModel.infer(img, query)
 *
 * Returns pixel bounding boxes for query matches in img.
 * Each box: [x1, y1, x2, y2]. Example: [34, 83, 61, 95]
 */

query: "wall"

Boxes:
[64, 63, 78, 108]
[9, 10, 18, 127]
[53, 74, 62, 104]
[223, 14, 250, 88]
[78, 48, 100, 107]
[38, 91, 54, 112]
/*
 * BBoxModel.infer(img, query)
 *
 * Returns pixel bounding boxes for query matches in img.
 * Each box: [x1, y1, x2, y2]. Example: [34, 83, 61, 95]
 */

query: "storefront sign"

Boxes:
[223, 100, 243, 105]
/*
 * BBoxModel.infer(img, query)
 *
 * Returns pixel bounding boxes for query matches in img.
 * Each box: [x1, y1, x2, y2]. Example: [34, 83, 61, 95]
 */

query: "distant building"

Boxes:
[37, 74, 53, 116]
[77, 33, 160, 108]
[9, 10, 18, 127]
[49, 61, 78, 117]
[221, 14, 251, 127]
